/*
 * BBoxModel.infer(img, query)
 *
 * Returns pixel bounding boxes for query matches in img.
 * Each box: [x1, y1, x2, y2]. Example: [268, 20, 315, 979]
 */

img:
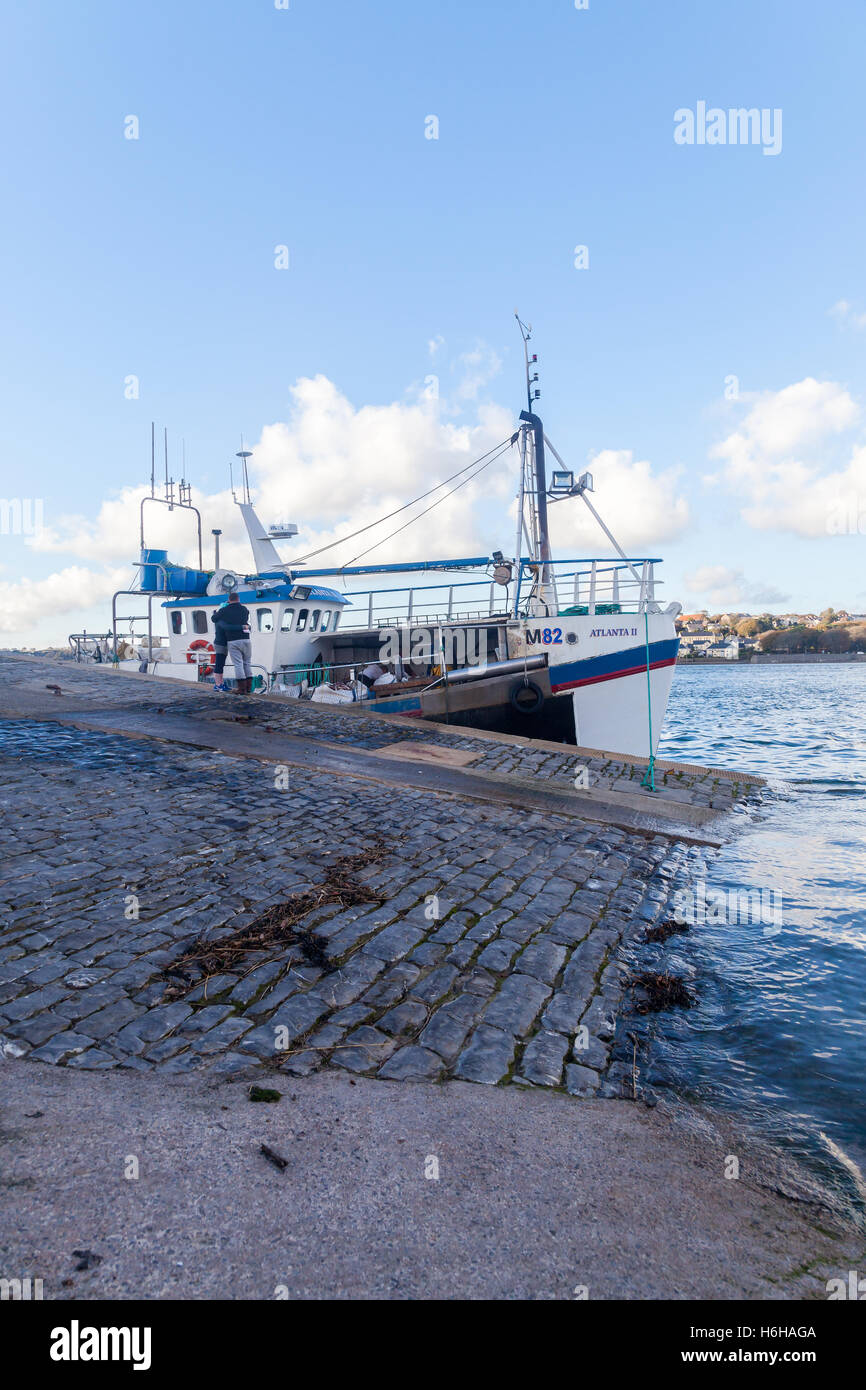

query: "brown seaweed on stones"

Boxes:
[160, 840, 389, 1000]
[631, 970, 694, 1013]
[643, 918, 690, 944]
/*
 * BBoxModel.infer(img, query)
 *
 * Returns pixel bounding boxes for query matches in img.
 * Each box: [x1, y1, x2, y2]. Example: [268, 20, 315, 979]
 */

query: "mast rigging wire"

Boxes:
[342, 439, 514, 568]
[288, 433, 517, 567]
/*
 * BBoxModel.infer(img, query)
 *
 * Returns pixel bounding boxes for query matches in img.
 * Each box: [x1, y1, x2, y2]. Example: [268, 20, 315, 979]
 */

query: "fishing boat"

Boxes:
[101, 324, 681, 760]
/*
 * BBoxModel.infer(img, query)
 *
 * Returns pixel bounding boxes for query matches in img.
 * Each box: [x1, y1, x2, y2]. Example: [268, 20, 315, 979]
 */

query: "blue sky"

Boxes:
[2, 0, 866, 644]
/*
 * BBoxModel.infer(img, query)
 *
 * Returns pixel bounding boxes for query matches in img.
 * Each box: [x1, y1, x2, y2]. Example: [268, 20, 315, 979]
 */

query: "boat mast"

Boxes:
[515, 314, 554, 612]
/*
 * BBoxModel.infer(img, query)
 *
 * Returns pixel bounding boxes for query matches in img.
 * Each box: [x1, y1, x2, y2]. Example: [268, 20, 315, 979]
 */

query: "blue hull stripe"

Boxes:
[550, 638, 679, 691]
[369, 638, 680, 715]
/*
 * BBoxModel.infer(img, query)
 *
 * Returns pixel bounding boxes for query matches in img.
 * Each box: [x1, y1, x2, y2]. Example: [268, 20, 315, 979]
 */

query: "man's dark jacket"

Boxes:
[211, 603, 251, 642]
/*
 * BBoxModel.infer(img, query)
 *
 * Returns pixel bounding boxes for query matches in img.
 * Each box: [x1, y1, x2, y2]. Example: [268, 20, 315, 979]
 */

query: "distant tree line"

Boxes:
[757, 620, 866, 654]
[680, 609, 866, 656]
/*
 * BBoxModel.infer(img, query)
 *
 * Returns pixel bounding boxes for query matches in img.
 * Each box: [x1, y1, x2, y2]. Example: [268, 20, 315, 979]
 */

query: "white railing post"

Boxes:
[589, 561, 597, 616]
[367, 591, 373, 626]
[407, 588, 413, 624]
[573, 569, 579, 605]
[447, 586, 454, 620]
[612, 567, 620, 605]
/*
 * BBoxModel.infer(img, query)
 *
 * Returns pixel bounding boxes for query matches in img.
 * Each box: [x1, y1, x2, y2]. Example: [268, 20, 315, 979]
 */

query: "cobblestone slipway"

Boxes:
[0, 656, 750, 1095]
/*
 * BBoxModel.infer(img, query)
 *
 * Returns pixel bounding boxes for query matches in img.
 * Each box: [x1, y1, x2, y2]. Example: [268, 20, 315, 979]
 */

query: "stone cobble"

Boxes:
[2, 653, 758, 812]
[0, 656, 732, 1094]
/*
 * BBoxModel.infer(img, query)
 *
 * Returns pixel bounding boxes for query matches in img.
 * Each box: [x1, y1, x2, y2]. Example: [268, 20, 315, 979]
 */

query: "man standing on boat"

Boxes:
[212, 592, 253, 694]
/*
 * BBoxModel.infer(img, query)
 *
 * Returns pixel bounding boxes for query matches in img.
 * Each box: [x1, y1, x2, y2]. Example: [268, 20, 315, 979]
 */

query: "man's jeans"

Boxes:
[228, 638, 253, 680]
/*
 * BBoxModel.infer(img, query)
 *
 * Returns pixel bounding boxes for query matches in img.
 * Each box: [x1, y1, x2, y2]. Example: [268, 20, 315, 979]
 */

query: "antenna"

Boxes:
[236, 440, 253, 506]
[140, 422, 203, 568]
[515, 312, 540, 414]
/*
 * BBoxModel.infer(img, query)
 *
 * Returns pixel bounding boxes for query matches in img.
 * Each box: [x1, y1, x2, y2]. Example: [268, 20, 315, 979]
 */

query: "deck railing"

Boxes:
[334, 557, 663, 631]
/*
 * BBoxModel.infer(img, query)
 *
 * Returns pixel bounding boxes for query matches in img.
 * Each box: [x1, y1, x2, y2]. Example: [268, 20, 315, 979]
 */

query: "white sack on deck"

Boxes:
[311, 684, 355, 704]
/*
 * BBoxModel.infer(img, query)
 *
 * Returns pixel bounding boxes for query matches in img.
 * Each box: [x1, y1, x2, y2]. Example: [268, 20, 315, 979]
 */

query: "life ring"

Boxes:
[509, 678, 544, 715]
[186, 639, 215, 677]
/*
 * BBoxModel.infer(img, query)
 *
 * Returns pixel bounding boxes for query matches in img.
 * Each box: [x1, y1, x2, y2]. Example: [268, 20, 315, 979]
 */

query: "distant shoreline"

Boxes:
[678, 655, 866, 666]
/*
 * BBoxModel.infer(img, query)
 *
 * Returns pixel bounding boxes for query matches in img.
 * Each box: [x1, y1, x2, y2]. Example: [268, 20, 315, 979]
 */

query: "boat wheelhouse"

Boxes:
[163, 581, 349, 685]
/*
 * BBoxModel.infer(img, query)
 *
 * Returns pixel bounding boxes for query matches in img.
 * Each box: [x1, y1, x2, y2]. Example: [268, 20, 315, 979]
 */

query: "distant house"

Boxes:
[676, 614, 708, 634]
[678, 632, 717, 659]
[705, 637, 740, 661]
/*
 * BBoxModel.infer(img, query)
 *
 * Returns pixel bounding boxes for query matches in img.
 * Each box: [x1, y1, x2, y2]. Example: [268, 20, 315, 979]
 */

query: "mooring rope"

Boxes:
[641, 609, 656, 792]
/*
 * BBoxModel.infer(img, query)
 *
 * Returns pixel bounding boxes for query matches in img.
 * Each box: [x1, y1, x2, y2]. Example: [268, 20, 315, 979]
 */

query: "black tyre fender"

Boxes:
[509, 678, 544, 715]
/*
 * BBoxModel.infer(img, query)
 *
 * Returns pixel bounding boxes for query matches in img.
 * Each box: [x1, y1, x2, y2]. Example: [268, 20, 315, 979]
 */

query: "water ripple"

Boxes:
[656, 664, 866, 1197]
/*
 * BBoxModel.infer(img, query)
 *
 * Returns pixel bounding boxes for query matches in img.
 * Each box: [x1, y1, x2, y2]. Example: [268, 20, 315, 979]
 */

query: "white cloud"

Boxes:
[28, 484, 243, 566]
[12, 374, 519, 642]
[830, 300, 866, 330]
[713, 378, 858, 467]
[547, 449, 689, 552]
[11, 367, 690, 643]
[707, 377, 866, 536]
[453, 345, 503, 401]
[26, 375, 515, 572]
[683, 565, 789, 608]
[0, 565, 132, 635]
[252, 374, 513, 536]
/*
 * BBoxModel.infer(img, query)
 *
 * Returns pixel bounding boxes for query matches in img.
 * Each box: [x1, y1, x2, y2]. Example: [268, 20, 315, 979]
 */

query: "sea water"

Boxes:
[656, 664, 866, 1201]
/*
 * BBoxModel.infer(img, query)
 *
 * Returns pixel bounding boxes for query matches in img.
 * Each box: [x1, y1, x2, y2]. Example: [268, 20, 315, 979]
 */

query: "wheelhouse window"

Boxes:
[192, 611, 208, 634]
[296, 608, 308, 632]
[171, 611, 183, 635]
[309, 609, 321, 632]
[257, 608, 274, 632]
[280, 608, 294, 632]
[320, 610, 331, 632]
[332, 612, 340, 631]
